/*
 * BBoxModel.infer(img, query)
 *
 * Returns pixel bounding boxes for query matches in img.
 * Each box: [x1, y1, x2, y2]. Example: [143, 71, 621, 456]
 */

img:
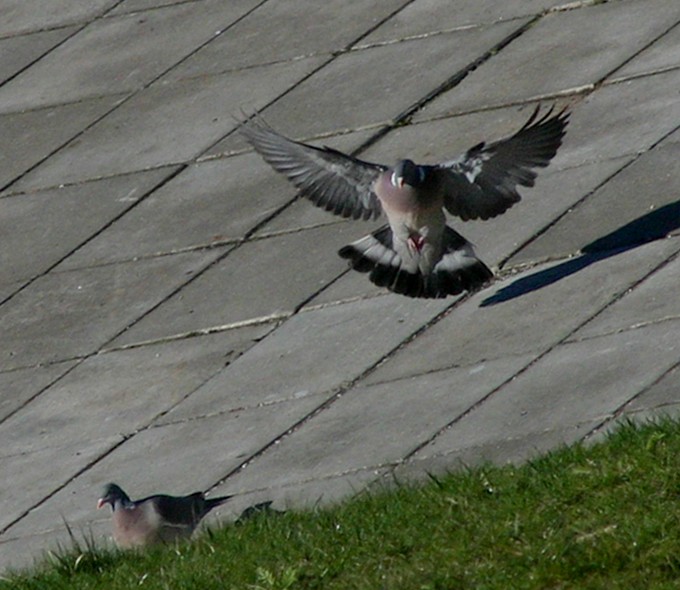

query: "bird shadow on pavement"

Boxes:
[480, 199, 680, 307]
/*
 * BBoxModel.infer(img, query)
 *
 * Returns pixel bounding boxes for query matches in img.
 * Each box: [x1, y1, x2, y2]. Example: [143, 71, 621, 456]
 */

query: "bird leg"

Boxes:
[407, 233, 426, 253]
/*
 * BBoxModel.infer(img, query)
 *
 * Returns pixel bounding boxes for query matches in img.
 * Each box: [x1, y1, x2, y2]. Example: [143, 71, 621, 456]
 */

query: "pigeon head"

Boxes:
[97, 483, 131, 511]
[391, 159, 426, 188]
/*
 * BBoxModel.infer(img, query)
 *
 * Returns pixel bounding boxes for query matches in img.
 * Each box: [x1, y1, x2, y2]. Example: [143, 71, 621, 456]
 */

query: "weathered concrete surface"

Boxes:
[1, 0, 680, 573]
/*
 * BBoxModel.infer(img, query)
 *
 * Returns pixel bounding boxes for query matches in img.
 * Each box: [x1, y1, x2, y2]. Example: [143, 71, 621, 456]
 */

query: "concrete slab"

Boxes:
[6, 393, 327, 537]
[158, 294, 450, 422]
[0, 1, 116, 36]
[0, 249, 225, 370]
[108, 221, 380, 347]
[508, 142, 680, 265]
[659, 125, 680, 148]
[161, 0, 409, 79]
[549, 68, 680, 170]
[210, 467, 390, 514]
[0, 167, 177, 283]
[572, 252, 680, 339]
[0, 0, 261, 113]
[623, 361, 680, 414]
[0, 361, 76, 423]
[359, 0, 566, 44]
[412, 319, 680, 460]
[364, 237, 680, 384]
[254, 20, 523, 139]
[10, 56, 325, 192]
[394, 421, 600, 481]
[220, 354, 534, 493]
[57, 155, 297, 268]
[416, 0, 680, 117]
[0, 27, 77, 86]
[0, 95, 125, 191]
[610, 19, 680, 81]
[1, 326, 270, 458]
[0, 437, 122, 533]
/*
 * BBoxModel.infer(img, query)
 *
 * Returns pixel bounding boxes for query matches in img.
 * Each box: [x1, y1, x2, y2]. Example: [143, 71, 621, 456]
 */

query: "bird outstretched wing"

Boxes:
[239, 116, 387, 220]
[435, 106, 570, 221]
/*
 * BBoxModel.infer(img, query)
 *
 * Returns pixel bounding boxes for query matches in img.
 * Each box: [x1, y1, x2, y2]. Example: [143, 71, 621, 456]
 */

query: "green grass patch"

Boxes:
[3, 418, 680, 589]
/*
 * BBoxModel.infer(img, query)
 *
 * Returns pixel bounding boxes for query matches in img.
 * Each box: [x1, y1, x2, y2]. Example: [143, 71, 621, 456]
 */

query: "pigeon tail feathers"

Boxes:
[339, 225, 493, 298]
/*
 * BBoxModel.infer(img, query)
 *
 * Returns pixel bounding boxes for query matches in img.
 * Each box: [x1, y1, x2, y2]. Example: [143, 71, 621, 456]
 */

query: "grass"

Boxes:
[3, 417, 680, 589]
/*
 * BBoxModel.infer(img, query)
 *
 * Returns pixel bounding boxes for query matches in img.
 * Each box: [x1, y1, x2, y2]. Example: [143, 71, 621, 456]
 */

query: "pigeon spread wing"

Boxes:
[239, 117, 387, 220]
[435, 106, 570, 221]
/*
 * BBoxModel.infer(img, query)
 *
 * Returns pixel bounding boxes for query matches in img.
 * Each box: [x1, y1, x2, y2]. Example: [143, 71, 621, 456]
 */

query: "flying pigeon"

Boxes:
[97, 482, 232, 548]
[239, 106, 569, 298]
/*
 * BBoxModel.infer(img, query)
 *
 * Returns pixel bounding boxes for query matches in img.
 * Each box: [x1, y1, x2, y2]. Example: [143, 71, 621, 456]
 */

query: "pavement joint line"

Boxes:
[567, 314, 680, 346]
[585, 354, 680, 442]
[606, 63, 680, 85]
[350, 22, 496, 51]
[0, 164, 182, 200]
[99, 312, 290, 353]
[301, 291, 388, 313]
[219, 465, 393, 499]
[548, 0, 611, 13]
[247, 219, 349, 241]
[150, 389, 334, 429]
[0, 359, 86, 428]
[400, 88, 591, 128]
[598, 16, 680, 86]
[0, 166, 186, 308]
[38, 239, 243, 275]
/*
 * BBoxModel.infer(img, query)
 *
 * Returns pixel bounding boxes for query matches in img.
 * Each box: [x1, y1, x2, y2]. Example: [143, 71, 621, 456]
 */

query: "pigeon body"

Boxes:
[97, 483, 231, 548]
[240, 106, 569, 298]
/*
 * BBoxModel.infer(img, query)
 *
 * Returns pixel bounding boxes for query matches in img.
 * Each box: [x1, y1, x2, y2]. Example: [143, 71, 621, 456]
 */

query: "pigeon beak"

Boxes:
[97, 498, 107, 509]
[396, 176, 405, 188]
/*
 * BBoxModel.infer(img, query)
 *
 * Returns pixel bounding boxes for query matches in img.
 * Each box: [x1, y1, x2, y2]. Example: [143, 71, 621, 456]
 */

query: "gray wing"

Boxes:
[239, 117, 387, 221]
[435, 106, 569, 221]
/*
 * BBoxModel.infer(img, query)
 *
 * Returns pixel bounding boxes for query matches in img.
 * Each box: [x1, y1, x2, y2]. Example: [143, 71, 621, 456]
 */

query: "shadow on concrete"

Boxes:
[481, 200, 680, 307]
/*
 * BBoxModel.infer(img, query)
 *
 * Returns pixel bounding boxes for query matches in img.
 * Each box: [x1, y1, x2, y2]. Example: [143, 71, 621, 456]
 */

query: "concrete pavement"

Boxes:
[1, 0, 680, 571]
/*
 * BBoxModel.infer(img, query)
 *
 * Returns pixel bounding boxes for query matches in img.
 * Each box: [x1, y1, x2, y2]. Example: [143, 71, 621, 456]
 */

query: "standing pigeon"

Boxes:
[97, 482, 232, 548]
[239, 106, 569, 298]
